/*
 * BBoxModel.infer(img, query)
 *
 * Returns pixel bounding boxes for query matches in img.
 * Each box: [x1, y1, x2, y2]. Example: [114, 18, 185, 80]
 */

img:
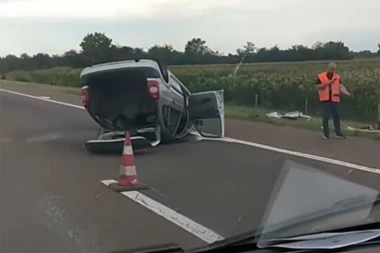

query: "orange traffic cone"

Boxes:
[109, 131, 148, 192]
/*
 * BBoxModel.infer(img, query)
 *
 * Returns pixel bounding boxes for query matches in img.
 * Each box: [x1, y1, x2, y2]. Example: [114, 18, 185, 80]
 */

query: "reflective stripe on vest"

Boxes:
[318, 72, 341, 102]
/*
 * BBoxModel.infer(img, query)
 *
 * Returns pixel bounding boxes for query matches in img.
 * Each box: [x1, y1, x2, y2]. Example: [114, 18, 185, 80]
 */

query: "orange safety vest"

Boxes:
[318, 72, 341, 102]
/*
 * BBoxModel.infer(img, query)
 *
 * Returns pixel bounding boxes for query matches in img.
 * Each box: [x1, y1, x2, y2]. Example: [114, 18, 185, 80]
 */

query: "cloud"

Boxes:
[0, 0, 152, 19]
[0, 0, 271, 20]
[0, 0, 379, 56]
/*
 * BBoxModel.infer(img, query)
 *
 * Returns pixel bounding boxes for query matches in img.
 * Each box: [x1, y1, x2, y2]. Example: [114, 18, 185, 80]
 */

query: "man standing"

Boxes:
[316, 63, 350, 139]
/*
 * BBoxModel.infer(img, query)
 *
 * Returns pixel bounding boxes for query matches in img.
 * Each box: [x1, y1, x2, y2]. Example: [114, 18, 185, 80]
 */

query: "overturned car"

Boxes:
[80, 59, 224, 152]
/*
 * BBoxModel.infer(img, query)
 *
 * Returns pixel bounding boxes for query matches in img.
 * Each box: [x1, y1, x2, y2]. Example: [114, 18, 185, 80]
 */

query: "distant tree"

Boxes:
[79, 32, 114, 64]
[20, 53, 30, 60]
[61, 50, 83, 68]
[242, 42, 256, 55]
[3, 54, 20, 72]
[133, 48, 147, 58]
[0, 32, 376, 72]
[236, 41, 256, 62]
[233, 42, 256, 75]
[63, 50, 78, 58]
[118, 46, 134, 56]
[0, 57, 4, 79]
[184, 38, 216, 64]
[80, 32, 113, 53]
[18, 53, 33, 70]
[312, 41, 324, 49]
[32, 53, 52, 69]
[185, 38, 210, 55]
[148, 44, 183, 64]
[350, 50, 377, 58]
[148, 44, 173, 58]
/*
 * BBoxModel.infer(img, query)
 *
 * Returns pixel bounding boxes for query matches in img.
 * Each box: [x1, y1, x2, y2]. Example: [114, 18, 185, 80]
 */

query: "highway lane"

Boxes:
[1, 87, 379, 252]
[0, 92, 204, 253]
[135, 140, 380, 237]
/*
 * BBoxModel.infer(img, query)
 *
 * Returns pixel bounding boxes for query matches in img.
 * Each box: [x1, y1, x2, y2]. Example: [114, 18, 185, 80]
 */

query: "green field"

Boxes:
[6, 59, 380, 122]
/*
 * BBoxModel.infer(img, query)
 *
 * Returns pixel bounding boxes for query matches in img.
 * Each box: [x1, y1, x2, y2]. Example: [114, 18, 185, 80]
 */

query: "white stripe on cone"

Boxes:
[120, 165, 137, 176]
[123, 145, 133, 155]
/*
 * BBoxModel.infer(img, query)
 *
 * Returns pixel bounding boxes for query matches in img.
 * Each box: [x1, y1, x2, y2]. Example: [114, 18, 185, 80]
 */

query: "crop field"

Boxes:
[6, 58, 380, 121]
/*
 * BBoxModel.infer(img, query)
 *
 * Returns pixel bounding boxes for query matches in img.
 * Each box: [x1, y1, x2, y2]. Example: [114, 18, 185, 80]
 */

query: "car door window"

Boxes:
[189, 90, 224, 138]
[157, 61, 169, 84]
[170, 75, 183, 95]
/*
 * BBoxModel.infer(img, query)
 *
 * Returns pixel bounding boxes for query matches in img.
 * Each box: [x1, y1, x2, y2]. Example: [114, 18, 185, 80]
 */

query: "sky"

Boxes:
[0, 0, 379, 56]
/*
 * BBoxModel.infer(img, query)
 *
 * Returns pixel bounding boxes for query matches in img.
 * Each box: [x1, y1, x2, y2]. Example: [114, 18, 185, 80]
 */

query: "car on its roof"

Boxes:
[80, 59, 224, 151]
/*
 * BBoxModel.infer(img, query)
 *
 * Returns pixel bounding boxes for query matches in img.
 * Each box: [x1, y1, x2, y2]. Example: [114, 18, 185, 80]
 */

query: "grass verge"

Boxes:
[225, 105, 378, 139]
[1, 80, 379, 140]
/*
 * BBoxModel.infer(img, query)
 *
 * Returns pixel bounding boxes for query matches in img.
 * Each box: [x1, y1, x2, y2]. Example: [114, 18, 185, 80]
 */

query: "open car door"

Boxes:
[188, 90, 224, 138]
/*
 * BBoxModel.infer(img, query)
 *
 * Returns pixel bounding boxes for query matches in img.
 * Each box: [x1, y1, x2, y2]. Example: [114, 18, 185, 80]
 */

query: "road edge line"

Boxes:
[205, 137, 380, 175]
[101, 179, 224, 244]
[0, 88, 84, 110]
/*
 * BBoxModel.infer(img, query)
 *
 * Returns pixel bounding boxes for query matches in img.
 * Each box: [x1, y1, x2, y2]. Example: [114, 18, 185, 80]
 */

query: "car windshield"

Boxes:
[1, 2, 379, 253]
[256, 160, 380, 243]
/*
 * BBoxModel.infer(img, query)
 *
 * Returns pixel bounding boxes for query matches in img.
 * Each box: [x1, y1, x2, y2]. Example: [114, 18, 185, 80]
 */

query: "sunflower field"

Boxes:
[6, 59, 380, 121]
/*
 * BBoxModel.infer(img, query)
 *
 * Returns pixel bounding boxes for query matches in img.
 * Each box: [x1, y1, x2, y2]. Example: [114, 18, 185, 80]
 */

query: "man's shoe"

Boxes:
[323, 134, 330, 139]
[334, 134, 346, 139]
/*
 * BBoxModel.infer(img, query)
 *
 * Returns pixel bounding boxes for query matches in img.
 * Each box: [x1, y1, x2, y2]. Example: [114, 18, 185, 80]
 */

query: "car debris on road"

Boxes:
[266, 111, 312, 121]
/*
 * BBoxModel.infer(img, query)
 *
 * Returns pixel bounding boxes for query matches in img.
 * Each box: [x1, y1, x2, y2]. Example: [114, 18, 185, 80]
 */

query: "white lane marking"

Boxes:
[101, 179, 224, 243]
[0, 88, 83, 109]
[37, 96, 50, 100]
[25, 133, 64, 143]
[203, 137, 380, 175]
[1, 88, 379, 174]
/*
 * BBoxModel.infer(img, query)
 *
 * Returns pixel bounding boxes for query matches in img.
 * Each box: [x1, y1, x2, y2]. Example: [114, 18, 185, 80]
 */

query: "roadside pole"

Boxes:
[377, 102, 380, 130]
[377, 102, 380, 141]
[304, 97, 309, 114]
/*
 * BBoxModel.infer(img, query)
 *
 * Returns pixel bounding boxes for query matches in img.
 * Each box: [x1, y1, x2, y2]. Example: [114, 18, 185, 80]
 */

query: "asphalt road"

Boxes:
[0, 84, 379, 253]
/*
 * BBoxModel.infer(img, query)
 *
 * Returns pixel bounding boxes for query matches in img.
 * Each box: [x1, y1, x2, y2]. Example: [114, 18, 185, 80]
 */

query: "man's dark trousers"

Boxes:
[321, 101, 343, 137]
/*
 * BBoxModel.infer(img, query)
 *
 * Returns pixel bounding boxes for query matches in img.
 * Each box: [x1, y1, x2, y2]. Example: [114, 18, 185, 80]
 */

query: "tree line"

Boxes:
[1, 32, 379, 74]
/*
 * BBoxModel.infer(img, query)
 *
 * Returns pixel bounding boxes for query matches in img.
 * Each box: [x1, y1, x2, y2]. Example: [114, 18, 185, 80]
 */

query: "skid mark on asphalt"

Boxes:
[37, 194, 102, 253]
[1, 87, 378, 175]
[101, 179, 225, 244]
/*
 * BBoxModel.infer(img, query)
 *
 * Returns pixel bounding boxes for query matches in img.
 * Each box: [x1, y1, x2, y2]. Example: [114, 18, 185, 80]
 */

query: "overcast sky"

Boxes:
[0, 0, 379, 56]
